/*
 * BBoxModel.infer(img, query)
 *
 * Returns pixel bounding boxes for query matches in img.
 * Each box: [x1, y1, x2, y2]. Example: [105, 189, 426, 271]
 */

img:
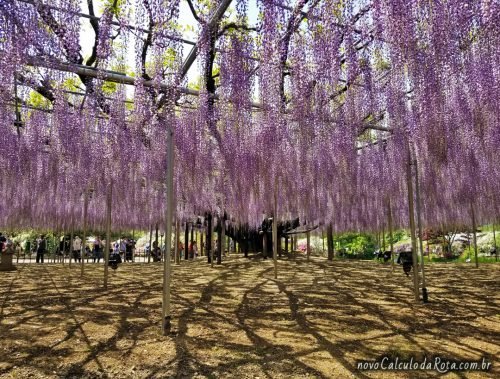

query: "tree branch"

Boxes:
[34, 2, 83, 64]
[186, 0, 202, 23]
[86, 0, 100, 67]
[217, 22, 258, 37]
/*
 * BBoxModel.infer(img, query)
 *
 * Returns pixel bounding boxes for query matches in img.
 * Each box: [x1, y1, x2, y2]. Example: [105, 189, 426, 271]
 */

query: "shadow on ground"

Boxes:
[0, 255, 498, 378]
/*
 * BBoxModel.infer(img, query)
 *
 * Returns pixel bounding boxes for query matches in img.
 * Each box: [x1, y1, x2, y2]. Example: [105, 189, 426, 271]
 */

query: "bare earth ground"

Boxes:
[0, 255, 498, 379]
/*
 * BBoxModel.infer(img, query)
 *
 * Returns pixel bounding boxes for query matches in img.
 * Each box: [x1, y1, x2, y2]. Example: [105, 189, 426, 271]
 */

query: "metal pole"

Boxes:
[493, 223, 498, 262]
[414, 159, 428, 302]
[148, 224, 153, 264]
[175, 219, 180, 265]
[273, 184, 278, 278]
[184, 222, 189, 260]
[406, 150, 420, 301]
[81, 190, 89, 276]
[211, 216, 215, 268]
[387, 198, 395, 272]
[69, 228, 74, 268]
[306, 231, 310, 261]
[471, 203, 479, 269]
[104, 182, 112, 289]
[162, 123, 174, 335]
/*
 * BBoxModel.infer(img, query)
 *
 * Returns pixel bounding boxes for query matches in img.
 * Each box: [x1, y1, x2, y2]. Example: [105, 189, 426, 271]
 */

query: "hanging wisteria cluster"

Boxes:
[0, 0, 499, 234]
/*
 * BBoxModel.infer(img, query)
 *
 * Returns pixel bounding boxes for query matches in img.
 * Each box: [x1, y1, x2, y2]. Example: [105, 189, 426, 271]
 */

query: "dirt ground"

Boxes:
[0, 255, 498, 379]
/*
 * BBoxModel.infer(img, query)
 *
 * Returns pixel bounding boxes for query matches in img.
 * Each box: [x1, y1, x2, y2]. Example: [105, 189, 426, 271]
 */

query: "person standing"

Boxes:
[192, 241, 198, 260]
[36, 235, 47, 263]
[119, 238, 127, 261]
[93, 236, 102, 263]
[73, 236, 82, 262]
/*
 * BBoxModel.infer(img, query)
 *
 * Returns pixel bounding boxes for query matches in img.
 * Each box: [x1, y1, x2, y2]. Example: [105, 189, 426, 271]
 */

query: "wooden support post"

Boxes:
[471, 203, 479, 269]
[104, 183, 112, 289]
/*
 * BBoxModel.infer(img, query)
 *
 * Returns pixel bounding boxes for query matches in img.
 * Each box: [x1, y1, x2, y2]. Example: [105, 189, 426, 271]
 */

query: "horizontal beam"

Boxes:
[16, 0, 196, 46]
[23, 57, 391, 133]
[23, 56, 263, 108]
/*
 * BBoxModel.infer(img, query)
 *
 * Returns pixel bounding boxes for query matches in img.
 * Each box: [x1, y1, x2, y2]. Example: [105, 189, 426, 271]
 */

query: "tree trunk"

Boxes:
[327, 224, 334, 261]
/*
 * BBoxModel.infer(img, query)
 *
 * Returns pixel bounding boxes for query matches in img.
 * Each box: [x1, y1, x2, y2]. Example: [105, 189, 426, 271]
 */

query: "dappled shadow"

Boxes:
[0, 256, 498, 378]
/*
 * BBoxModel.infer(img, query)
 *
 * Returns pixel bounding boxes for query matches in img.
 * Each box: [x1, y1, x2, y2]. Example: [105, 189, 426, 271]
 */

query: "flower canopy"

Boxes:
[0, 0, 498, 233]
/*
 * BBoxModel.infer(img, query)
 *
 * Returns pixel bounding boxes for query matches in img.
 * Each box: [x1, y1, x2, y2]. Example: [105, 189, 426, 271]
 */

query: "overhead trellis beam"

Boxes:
[180, 0, 234, 79]
[16, 0, 196, 46]
[23, 55, 263, 108]
[23, 56, 392, 133]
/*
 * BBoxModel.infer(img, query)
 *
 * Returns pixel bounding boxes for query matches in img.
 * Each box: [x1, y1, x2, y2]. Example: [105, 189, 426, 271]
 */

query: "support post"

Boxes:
[414, 159, 428, 302]
[81, 189, 89, 277]
[273, 182, 278, 278]
[407, 151, 420, 301]
[175, 220, 180, 264]
[190, 225, 194, 256]
[155, 223, 159, 256]
[69, 228, 74, 268]
[306, 231, 310, 261]
[211, 216, 215, 267]
[148, 224, 153, 264]
[161, 123, 174, 335]
[200, 231, 204, 257]
[104, 182, 112, 289]
[493, 223, 498, 262]
[387, 198, 395, 272]
[471, 203, 479, 269]
[217, 217, 223, 264]
[184, 222, 189, 260]
[206, 213, 212, 264]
